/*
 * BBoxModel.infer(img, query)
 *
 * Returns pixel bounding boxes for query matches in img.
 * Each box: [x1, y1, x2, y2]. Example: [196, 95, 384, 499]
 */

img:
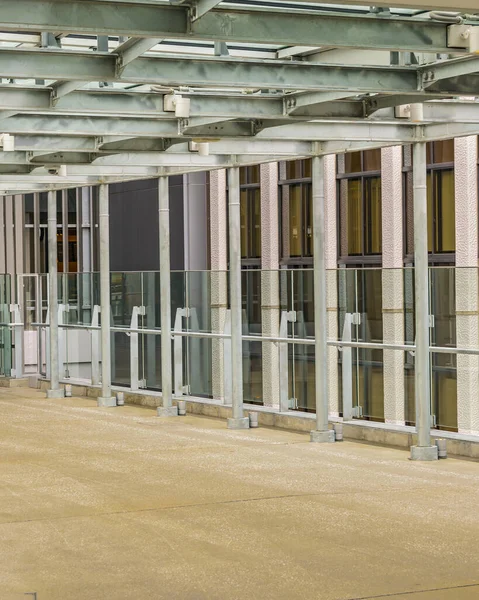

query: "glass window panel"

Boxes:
[365, 177, 382, 254]
[303, 159, 312, 178]
[363, 149, 381, 172]
[240, 189, 248, 258]
[39, 192, 47, 225]
[347, 179, 362, 255]
[251, 188, 261, 258]
[289, 184, 303, 257]
[249, 165, 260, 184]
[67, 189, 76, 225]
[426, 142, 433, 165]
[433, 139, 454, 164]
[437, 170, 455, 252]
[239, 166, 247, 185]
[286, 160, 302, 180]
[305, 183, 313, 257]
[67, 232, 78, 272]
[344, 151, 361, 174]
[427, 173, 433, 253]
[24, 194, 34, 225]
[56, 190, 63, 225]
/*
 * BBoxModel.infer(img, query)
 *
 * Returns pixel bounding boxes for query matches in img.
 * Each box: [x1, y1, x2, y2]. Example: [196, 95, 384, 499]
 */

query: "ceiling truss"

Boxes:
[0, 0, 477, 193]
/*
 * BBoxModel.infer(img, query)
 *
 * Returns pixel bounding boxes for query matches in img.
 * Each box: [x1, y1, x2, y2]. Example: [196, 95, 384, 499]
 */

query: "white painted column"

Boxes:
[46, 190, 63, 399]
[455, 136, 479, 435]
[157, 175, 178, 417]
[97, 184, 116, 407]
[260, 162, 280, 409]
[227, 166, 249, 429]
[410, 141, 437, 460]
[210, 170, 228, 402]
[310, 155, 335, 443]
[324, 155, 339, 417]
[381, 146, 406, 425]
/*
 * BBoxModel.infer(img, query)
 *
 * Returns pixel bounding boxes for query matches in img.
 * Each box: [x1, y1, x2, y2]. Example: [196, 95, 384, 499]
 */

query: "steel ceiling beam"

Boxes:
[0, 48, 420, 93]
[0, 114, 416, 141]
[0, 0, 461, 53]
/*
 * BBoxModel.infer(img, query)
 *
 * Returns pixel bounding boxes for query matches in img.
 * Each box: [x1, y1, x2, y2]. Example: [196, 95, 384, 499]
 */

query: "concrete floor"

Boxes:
[1, 389, 479, 600]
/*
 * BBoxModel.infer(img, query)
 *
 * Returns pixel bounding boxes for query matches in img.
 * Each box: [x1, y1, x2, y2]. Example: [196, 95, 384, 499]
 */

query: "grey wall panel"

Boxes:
[109, 177, 184, 272]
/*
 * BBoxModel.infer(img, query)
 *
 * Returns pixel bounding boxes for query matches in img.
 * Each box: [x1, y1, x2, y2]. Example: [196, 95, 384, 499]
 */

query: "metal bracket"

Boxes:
[351, 405, 363, 418]
[448, 24, 479, 53]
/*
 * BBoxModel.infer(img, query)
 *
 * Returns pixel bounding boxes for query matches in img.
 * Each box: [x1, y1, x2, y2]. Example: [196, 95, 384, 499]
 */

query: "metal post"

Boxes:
[97, 184, 116, 407]
[46, 190, 63, 398]
[157, 176, 178, 416]
[310, 156, 334, 442]
[227, 166, 249, 429]
[410, 142, 438, 460]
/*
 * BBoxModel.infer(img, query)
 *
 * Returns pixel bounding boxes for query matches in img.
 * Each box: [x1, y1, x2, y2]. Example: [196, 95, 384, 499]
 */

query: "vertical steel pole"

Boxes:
[227, 166, 249, 429]
[46, 190, 63, 398]
[310, 156, 334, 442]
[97, 184, 116, 407]
[157, 176, 177, 416]
[410, 141, 437, 460]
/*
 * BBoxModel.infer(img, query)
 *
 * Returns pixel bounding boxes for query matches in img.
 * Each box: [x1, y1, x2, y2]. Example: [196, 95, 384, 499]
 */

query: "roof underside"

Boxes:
[0, 0, 478, 193]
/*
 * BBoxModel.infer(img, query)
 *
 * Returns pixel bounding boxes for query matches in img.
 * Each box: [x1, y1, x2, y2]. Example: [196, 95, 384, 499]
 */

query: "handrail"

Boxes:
[30, 320, 479, 356]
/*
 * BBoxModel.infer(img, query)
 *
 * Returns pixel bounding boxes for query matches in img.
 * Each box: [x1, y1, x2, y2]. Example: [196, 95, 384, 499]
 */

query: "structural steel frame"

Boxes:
[2, 0, 477, 455]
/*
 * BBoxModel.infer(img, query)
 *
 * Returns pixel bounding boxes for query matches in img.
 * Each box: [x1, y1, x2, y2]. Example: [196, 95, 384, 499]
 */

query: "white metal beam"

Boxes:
[0, 1, 459, 53]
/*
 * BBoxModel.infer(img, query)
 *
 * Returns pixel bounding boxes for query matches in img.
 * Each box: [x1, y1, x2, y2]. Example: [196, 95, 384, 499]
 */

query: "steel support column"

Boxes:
[310, 156, 334, 443]
[97, 183, 116, 407]
[410, 142, 438, 460]
[46, 190, 63, 399]
[157, 176, 178, 417]
[227, 166, 249, 429]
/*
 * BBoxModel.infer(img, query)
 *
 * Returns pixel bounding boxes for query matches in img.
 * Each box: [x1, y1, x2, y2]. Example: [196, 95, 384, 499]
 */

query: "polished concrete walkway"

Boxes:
[1, 387, 479, 600]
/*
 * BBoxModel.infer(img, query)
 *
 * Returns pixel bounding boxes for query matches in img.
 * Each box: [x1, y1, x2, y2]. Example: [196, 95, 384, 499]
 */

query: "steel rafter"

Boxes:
[0, 1, 463, 53]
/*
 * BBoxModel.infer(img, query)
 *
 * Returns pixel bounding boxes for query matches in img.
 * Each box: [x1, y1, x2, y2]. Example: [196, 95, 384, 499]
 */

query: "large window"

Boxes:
[279, 159, 313, 264]
[239, 166, 261, 262]
[403, 140, 455, 260]
[23, 189, 84, 274]
[337, 150, 382, 261]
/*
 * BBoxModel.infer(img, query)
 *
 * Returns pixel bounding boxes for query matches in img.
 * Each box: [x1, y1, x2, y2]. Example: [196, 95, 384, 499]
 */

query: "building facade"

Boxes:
[1, 137, 478, 434]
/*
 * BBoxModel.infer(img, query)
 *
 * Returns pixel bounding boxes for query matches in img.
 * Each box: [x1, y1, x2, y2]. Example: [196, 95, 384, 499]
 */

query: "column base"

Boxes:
[157, 406, 179, 417]
[46, 388, 64, 399]
[310, 429, 335, 443]
[97, 396, 117, 407]
[227, 417, 250, 430]
[409, 445, 438, 461]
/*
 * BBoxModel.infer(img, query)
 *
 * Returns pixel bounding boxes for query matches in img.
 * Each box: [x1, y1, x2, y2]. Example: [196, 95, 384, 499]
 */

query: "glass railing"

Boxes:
[29, 266, 472, 432]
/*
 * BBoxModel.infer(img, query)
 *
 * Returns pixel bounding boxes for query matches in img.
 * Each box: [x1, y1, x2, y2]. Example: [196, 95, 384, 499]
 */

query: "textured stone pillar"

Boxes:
[324, 155, 339, 417]
[261, 162, 280, 408]
[210, 170, 228, 402]
[455, 136, 479, 435]
[381, 146, 406, 425]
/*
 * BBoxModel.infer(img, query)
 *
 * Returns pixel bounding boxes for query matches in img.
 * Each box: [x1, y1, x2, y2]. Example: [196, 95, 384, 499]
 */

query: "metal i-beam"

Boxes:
[0, 49, 419, 93]
[0, 1, 458, 53]
[114, 37, 163, 70]
[0, 114, 416, 141]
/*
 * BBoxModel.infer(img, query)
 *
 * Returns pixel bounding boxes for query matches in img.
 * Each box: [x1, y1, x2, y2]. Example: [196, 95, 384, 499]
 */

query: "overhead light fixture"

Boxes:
[163, 92, 191, 118]
[0, 134, 15, 152]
